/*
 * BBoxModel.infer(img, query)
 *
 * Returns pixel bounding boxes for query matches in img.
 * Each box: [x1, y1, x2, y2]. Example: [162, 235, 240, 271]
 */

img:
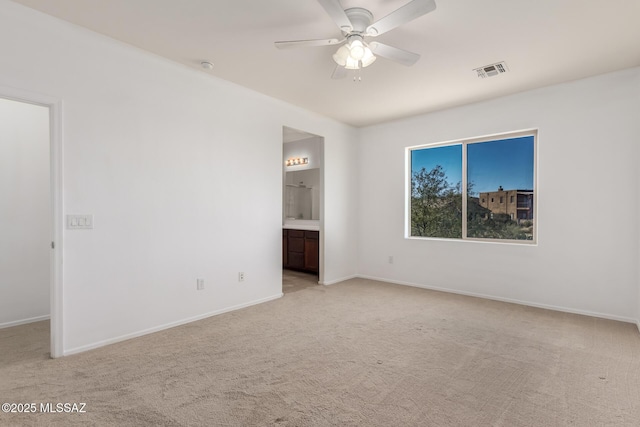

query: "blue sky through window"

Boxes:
[467, 136, 534, 194]
[411, 136, 534, 195]
[411, 144, 462, 188]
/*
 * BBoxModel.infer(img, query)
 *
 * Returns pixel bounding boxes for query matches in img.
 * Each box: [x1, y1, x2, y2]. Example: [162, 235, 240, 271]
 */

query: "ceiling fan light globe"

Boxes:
[332, 45, 350, 66]
[361, 48, 376, 67]
[349, 39, 365, 60]
[344, 56, 360, 70]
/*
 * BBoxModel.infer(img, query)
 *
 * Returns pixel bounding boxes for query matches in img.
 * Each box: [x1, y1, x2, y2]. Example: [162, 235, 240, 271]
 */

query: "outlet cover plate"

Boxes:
[67, 214, 93, 229]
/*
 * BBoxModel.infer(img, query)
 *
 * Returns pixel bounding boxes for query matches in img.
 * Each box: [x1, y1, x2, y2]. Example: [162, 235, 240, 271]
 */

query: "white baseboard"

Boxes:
[64, 293, 283, 356]
[0, 315, 50, 329]
[321, 274, 358, 286]
[357, 274, 638, 325]
[636, 319, 640, 334]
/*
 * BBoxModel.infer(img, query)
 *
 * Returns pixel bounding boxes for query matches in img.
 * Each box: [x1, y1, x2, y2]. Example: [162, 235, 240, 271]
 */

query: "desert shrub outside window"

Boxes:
[408, 130, 536, 243]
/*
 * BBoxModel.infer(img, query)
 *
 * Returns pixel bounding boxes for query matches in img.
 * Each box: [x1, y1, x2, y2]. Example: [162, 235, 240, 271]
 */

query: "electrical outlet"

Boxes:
[388, 256, 394, 264]
[196, 278, 204, 290]
[238, 272, 245, 282]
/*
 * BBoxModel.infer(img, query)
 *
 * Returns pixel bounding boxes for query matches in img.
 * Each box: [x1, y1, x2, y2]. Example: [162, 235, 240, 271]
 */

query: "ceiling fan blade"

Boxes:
[369, 42, 421, 66]
[275, 38, 344, 49]
[317, 0, 353, 32]
[366, 0, 436, 36]
[331, 65, 347, 79]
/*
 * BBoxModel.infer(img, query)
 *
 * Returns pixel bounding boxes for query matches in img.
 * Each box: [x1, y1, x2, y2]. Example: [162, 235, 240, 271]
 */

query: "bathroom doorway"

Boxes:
[282, 127, 324, 292]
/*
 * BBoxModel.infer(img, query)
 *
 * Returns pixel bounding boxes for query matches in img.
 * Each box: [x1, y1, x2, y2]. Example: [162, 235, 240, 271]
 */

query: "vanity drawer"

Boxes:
[287, 229, 305, 238]
[305, 230, 319, 239]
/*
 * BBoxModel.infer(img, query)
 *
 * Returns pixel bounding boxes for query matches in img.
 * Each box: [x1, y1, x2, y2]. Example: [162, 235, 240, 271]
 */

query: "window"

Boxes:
[408, 131, 536, 243]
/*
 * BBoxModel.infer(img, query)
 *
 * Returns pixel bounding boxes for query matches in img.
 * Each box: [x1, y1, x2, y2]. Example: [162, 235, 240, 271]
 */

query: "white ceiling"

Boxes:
[10, 0, 640, 127]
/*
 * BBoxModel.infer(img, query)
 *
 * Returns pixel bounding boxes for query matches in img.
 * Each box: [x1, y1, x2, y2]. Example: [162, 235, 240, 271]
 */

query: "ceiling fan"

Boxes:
[275, 0, 437, 79]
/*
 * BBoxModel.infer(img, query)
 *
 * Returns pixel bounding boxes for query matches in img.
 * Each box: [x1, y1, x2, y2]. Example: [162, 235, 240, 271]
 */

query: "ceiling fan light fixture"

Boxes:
[334, 37, 376, 70]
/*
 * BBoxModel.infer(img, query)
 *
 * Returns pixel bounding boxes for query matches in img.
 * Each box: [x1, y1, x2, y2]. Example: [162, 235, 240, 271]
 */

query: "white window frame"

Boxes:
[405, 129, 537, 245]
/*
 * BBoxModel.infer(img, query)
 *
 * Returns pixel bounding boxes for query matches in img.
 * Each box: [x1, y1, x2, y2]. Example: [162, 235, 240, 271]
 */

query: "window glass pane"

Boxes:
[467, 136, 534, 240]
[410, 145, 462, 238]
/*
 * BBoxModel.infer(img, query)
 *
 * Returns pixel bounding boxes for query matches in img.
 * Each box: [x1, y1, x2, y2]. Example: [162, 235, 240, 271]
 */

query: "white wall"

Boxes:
[0, 0, 358, 354]
[358, 67, 640, 322]
[0, 97, 50, 327]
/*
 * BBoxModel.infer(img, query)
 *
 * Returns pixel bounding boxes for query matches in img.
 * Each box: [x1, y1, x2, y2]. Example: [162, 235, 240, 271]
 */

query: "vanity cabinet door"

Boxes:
[304, 231, 319, 273]
[286, 230, 305, 269]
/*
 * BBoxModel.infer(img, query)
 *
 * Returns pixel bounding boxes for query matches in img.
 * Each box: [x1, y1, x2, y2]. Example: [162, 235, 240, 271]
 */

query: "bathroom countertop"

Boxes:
[283, 221, 320, 231]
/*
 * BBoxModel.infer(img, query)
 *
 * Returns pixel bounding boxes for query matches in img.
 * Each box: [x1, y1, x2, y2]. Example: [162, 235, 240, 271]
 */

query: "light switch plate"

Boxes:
[67, 214, 93, 229]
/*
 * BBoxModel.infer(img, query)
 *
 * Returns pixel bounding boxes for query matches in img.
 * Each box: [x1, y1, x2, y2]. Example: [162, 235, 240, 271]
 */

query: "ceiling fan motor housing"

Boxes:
[344, 8, 374, 34]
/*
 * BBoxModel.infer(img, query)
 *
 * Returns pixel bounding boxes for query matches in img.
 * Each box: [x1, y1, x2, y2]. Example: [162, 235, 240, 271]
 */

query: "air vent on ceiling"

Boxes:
[474, 61, 509, 78]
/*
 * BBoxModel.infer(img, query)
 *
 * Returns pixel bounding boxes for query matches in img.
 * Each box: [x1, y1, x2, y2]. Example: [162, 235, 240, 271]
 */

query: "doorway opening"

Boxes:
[0, 89, 62, 358]
[282, 126, 324, 294]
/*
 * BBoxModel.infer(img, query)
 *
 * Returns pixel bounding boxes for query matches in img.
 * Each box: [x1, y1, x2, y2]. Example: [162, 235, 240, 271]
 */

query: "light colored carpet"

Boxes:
[1, 277, 639, 426]
[282, 269, 318, 294]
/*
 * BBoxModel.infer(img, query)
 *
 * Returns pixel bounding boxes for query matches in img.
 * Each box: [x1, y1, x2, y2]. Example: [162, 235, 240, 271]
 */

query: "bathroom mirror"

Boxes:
[285, 168, 320, 220]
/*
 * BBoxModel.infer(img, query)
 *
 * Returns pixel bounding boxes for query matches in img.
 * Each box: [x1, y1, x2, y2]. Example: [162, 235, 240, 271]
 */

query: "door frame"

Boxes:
[1, 86, 64, 358]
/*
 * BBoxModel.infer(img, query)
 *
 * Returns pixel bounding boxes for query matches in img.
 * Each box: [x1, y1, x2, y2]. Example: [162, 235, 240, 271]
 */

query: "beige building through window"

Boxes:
[478, 186, 534, 221]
